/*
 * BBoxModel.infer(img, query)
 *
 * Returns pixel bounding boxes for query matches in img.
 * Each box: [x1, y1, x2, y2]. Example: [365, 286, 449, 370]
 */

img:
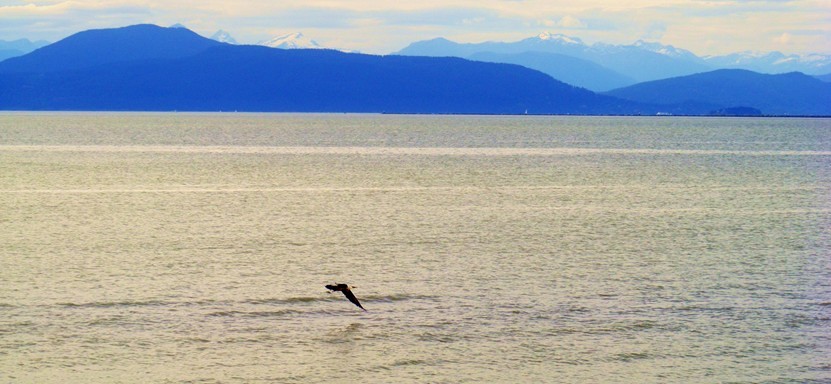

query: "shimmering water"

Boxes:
[1, 113, 830, 383]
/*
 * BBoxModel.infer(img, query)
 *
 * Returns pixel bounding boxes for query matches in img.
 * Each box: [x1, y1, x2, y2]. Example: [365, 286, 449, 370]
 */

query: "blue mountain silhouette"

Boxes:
[468, 51, 635, 92]
[0, 24, 653, 114]
[396, 35, 711, 85]
[606, 69, 831, 116]
[0, 24, 221, 73]
[3, 24, 826, 115]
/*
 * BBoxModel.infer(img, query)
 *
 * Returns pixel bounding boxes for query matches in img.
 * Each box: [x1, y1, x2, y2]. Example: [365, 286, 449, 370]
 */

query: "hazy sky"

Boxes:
[1, 0, 829, 55]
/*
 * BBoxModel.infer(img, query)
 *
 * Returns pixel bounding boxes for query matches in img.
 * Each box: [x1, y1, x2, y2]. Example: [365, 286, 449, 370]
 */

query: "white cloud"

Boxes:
[539, 15, 588, 29]
[773, 32, 793, 45]
[0, 2, 68, 16]
[557, 15, 588, 29]
[642, 22, 667, 40]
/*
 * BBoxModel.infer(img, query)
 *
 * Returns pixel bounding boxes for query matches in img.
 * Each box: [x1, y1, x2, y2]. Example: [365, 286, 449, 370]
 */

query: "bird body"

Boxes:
[325, 283, 366, 311]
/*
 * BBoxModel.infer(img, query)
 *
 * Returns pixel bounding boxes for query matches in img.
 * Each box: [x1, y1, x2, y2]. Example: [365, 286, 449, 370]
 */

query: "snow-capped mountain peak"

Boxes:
[258, 32, 322, 49]
[632, 40, 697, 59]
[702, 50, 831, 73]
[210, 30, 237, 44]
[800, 53, 831, 64]
[537, 32, 584, 46]
[704, 51, 784, 65]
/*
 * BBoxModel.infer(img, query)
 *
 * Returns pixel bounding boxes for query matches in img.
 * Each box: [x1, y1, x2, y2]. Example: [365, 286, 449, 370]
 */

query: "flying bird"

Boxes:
[325, 283, 366, 311]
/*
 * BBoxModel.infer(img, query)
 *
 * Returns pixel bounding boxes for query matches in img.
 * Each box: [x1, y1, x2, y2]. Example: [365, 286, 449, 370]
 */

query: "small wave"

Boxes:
[361, 294, 440, 303]
[622, 320, 658, 331]
[58, 300, 168, 308]
[612, 352, 652, 362]
[86, 316, 129, 326]
[207, 309, 302, 318]
[675, 305, 736, 312]
[244, 297, 323, 305]
[567, 306, 591, 313]
[183, 337, 211, 343]
[416, 331, 467, 343]
[572, 320, 660, 335]
[547, 327, 586, 335]
[390, 359, 430, 367]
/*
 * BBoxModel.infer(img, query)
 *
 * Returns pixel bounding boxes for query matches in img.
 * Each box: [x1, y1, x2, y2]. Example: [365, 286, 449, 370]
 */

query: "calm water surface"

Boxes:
[1, 113, 830, 383]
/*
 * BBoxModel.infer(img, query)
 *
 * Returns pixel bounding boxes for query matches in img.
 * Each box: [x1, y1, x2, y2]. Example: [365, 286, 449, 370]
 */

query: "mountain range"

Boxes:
[0, 24, 646, 114]
[0, 24, 829, 116]
[468, 51, 635, 92]
[606, 70, 831, 116]
[397, 33, 831, 92]
[704, 51, 831, 74]
[397, 34, 708, 90]
[0, 38, 50, 62]
[4, 26, 828, 90]
[196, 29, 831, 91]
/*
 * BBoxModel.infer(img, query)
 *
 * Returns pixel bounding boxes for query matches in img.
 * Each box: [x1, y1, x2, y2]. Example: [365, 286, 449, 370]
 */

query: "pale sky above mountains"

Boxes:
[1, 0, 829, 55]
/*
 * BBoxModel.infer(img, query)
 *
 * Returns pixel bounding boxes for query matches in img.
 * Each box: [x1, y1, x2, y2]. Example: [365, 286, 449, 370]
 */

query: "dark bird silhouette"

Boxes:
[325, 283, 366, 311]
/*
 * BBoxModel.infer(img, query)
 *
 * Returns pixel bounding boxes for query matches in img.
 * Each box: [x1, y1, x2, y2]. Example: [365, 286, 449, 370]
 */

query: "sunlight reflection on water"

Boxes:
[1, 113, 829, 383]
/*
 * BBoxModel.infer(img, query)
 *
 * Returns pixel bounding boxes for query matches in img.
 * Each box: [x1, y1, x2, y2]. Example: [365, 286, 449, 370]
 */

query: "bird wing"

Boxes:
[341, 289, 366, 311]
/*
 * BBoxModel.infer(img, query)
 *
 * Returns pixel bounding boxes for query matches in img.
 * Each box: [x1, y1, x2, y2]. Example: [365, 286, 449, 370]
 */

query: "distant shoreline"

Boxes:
[0, 110, 829, 118]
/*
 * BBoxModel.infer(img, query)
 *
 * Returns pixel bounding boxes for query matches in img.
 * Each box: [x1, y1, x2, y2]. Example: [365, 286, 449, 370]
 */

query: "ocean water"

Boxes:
[1, 113, 829, 383]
